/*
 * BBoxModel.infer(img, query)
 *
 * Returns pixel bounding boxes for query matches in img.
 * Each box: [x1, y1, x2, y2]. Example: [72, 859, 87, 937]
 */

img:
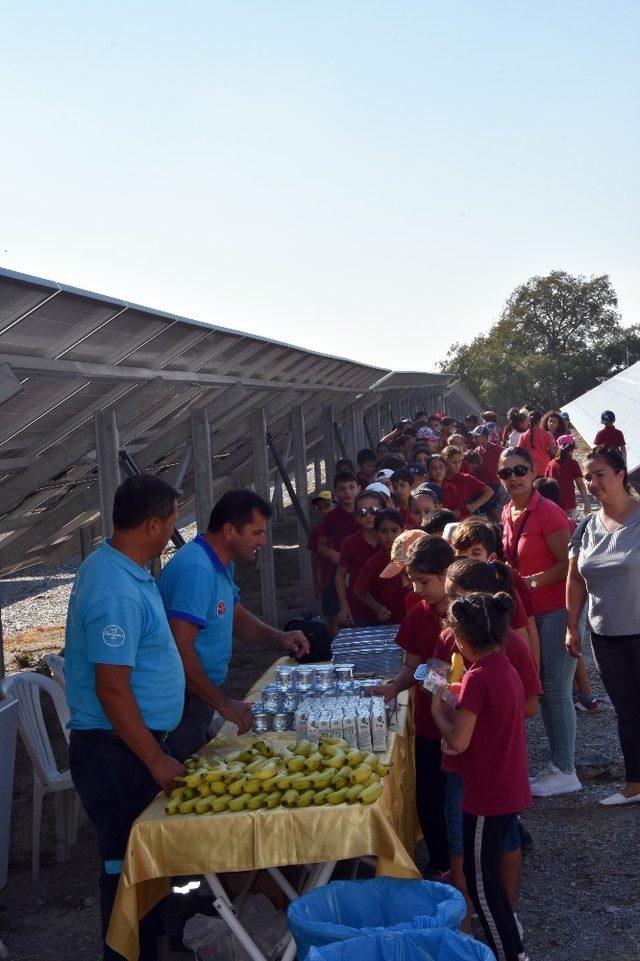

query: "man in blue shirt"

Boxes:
[66, 475, 186, 961]
[159, 489, 310, 761]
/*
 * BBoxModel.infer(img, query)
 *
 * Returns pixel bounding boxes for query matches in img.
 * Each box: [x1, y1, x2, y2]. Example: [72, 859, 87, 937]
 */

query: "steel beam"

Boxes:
[190, 407, 214, 532]
[291, 404, 314, 598]
[250, 409, 277, 625]
[94, 410, 121, 538]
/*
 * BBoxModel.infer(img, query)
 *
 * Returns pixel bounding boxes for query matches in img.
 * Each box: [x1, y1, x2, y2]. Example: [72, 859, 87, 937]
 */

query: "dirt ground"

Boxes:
[1, 518, 639, 960]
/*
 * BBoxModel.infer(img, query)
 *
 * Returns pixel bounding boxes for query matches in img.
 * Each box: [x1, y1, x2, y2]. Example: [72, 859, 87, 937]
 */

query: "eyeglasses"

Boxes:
[497, 464, 531, 480]
[356, 506, 381, 517]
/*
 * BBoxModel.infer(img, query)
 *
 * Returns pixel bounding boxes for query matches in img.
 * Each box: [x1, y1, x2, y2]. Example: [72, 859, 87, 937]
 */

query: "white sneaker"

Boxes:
[529, 761, 557, 784]
[531, 768, 582, 797]
[514, 912, 524, 940]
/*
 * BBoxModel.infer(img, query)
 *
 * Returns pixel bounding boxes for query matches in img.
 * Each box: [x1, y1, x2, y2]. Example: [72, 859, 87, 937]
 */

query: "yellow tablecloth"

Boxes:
[107, 660, 420, 961]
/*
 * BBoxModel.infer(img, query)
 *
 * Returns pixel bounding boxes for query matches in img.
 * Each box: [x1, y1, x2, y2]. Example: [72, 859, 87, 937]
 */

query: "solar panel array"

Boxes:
[0, 266, 480, 586]
[563, 361, 640, 477]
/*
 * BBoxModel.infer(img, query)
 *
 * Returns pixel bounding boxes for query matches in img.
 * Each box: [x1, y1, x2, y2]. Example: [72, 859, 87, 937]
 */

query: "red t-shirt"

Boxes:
[434, 627, 542, 773]
[509, 568, 534, 618]
[321, 505, 358, 552]
[398, 506, 417, 530]
[517, 427, 555, 477]
[307, 522, 335, 590]
[457, 651, 533, 815]
[339, 531, 381, 621]
[395, 600, 448, 739]
[405, 591, 421, 613]
[353, 550, 409, 625]
[501, 491, 571, 614]
[356, 471, 375, 489]
[474, 442, 501, 487]
[545, 457, 582, 511]
[594, 425, 626, 449]
[449, 472, 489, 520]
[441, 481, 461, 513]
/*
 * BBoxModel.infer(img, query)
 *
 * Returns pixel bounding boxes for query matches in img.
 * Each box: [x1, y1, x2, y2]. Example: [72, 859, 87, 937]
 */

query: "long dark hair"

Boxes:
[448, 591, 514, 650]
[447, 557, 513, 595]
[586, 445, 632, 494]
[542, 410, 568, 437]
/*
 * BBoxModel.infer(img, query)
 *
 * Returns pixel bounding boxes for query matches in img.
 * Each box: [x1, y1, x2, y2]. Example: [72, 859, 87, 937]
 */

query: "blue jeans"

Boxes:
[536, 607, 577, 772]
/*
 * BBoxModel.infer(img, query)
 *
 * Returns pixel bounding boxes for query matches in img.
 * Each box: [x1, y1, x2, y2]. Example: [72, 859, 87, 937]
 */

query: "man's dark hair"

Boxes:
[453, 517, 496, 554]
[379, 455, 406, 471]
[357, 448, 376, 466]
[421, 508, 457, 535]
[533, 476, 561, 506]
[391, 468, 413, 485]
[373, 508, 404, 531]
[112, 474, 179, 531]
[208, 489, 272, 533]
[335, 457, 355, 474]
[333, 469, 358, 488]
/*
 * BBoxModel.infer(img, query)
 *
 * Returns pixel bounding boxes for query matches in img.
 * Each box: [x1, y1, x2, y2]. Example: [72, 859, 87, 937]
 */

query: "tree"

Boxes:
[442, 270, 640, 414]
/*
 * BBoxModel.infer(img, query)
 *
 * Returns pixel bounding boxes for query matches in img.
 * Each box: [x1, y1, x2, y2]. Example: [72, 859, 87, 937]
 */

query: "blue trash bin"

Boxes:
[308, 929, 496, 961]
[287, 878, 467, 961]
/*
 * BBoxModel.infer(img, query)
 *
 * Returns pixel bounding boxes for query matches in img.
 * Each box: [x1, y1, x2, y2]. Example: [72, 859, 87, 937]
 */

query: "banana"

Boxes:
[228, 777, 248, 797]
[247, 792, 269, 810]
[180, 788, 195, 801]
[184, 770, 207, 788]
[320, 737, 349, 751]
[224, 750, 242, 764]
[449, 652, 465, 684]
[362, 753, 378, 769]
[286, 755, 307, 773]
[313, 788, 333, 806]
[255, 761, 277, 781]
[336, 765, 355, 784]
[305, 752, 323, 771]
[359, 782, 383, 805]
[327, 788, 348, 805]
[311, 771, 333, 790]
[195, 796, 213, 814]
[210, 780, 229, 796]
[253, 740, 274, 758]
[375, 763, 390, 777]
[246, 757, 268, 774]
[178, 798, 197, 814]
[244, 778, 262, 795]
[211, 793, 233, 813]
[266, 791, 283, 809]
[224, 763, 246, 784]
[368, 772, 381, 784]
[323, 744, 347, 758]
[276, 773, 293, 791]
[238, 748, 257, 764]
[197, 783, 212, 798]
[295, 776, 313, 791]
[203, 768, 227, 783]
[261, 774, 284, 792]
[296, 790, 316, 807]
[292, 740, 314, 758]
[353, 763, 373, 784]
[346, 784, 366, 804]
[273, 747, 294, 762]
[346, 749, 365, 768]
[165, 797, 181, 815]
[281, 789, 300, 808]
[330, 773, 348, 790]
[325, 751, 346, 769]
[169, 787, 184, 800]
[227, 793, 252, 811]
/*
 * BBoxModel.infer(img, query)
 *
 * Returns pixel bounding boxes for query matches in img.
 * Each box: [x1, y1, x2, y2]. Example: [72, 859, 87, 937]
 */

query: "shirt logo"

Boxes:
[103, 624, 126, 647]
[216, 601, 227, 618]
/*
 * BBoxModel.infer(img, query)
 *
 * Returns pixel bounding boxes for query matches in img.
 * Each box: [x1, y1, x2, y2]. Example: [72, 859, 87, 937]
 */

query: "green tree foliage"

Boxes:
[442, 270, 640, 413]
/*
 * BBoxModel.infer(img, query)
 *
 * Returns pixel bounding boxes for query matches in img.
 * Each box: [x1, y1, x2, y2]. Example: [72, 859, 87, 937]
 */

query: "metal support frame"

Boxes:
[343, 404, 359, 463]
[313, 455, 322, 491]
[79, 526, 94, 560]
[265, 433, 310, 539]
[321, 405, 336, 477]
[271, 434, 293, 517]
[119, 450, 186, 549]
[251, 409, 278, 625]
[291, 404, 314, 598]
[190, 406, 214, 532]
[94, 410, 121, 539]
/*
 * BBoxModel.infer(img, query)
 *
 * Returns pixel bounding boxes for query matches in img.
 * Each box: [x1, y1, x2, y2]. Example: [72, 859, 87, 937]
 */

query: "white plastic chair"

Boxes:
[0, 672, 80, 880]
[42, 652, 66, 690]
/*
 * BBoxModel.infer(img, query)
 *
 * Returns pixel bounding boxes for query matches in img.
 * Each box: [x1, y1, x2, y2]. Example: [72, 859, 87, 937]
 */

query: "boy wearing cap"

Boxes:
[335, 490, 385, 625]
[594, 411, 626, 460]
[374, 468, 395, 493]
[307, 490, 335, 602]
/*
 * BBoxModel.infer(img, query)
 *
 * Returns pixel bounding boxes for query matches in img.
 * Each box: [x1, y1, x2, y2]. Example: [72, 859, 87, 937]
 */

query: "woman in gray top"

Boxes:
[566, 445, 640, 806]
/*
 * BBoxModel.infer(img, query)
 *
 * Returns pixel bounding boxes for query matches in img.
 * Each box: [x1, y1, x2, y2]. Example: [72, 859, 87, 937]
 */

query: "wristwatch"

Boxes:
[527, 575, 538, 590]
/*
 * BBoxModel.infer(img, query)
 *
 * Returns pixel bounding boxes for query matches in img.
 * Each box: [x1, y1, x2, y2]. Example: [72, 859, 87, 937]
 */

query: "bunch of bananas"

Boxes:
[165, 737, 389, 816]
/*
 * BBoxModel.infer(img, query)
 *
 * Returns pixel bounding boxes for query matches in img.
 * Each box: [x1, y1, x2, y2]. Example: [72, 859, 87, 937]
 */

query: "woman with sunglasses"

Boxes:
[499, 446, 579, 798]
[335, 490, 386, 626]
[566, 446, 640, 806]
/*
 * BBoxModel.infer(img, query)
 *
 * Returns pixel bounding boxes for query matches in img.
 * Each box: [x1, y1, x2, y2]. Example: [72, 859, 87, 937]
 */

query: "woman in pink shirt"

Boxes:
[517, 409, 556, 477]
[500, 446, 579, 799]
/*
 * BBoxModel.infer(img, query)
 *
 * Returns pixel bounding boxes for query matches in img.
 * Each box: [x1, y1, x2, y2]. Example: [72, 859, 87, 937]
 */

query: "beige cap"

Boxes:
[379, 529, 428, 579]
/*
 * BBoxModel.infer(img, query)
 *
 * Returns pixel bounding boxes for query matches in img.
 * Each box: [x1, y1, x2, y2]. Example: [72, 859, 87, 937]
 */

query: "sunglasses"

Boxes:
[497, 464, 531, 480]
[356, 506, 381, 517]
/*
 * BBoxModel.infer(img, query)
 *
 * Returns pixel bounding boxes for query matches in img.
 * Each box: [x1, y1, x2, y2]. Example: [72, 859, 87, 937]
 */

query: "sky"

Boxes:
[1, 1, 638, 372]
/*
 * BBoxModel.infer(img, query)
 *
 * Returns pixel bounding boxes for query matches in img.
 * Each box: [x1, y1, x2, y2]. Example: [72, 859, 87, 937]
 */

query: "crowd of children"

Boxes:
[305, 406, 628, 961]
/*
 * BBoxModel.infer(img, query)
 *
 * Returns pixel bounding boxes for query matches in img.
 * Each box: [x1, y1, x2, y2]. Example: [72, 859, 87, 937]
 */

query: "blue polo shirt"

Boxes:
[64, 540, 185, 731]
[158, 535, 240, 685]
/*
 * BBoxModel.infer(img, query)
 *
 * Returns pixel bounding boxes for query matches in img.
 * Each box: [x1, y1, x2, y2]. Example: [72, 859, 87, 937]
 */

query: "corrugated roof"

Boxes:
[563, 362, 640, 474]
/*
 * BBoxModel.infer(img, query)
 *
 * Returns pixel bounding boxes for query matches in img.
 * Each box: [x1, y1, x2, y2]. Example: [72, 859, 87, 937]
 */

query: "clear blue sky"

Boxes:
[1, 1, 638, 370]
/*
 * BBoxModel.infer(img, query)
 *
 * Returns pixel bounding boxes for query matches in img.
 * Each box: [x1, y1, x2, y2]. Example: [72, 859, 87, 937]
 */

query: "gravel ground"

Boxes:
[1, 516, 639, 959]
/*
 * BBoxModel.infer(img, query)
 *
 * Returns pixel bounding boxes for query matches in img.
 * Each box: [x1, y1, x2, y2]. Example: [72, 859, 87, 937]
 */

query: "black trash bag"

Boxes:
[283, 613, 332, 662]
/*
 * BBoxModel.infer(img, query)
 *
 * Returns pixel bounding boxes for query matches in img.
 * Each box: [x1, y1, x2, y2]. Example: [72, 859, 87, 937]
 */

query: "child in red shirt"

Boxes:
[369, 536, 455, 876]
[443, 446, 493, 520]
[355, 448, 377, 489]
[307, 491, 335, 601]
[335, 490, 385, 625]
[427, 454, 461, 515]
[594, 410, 626, 459]
[317, 470, 359, 635]
[432, 592, 532, 961]
[391, 468, 416, 528]
[516, 409, 556, 477]
[353, 509, 407, 624]
[544, 434, 590, 515]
